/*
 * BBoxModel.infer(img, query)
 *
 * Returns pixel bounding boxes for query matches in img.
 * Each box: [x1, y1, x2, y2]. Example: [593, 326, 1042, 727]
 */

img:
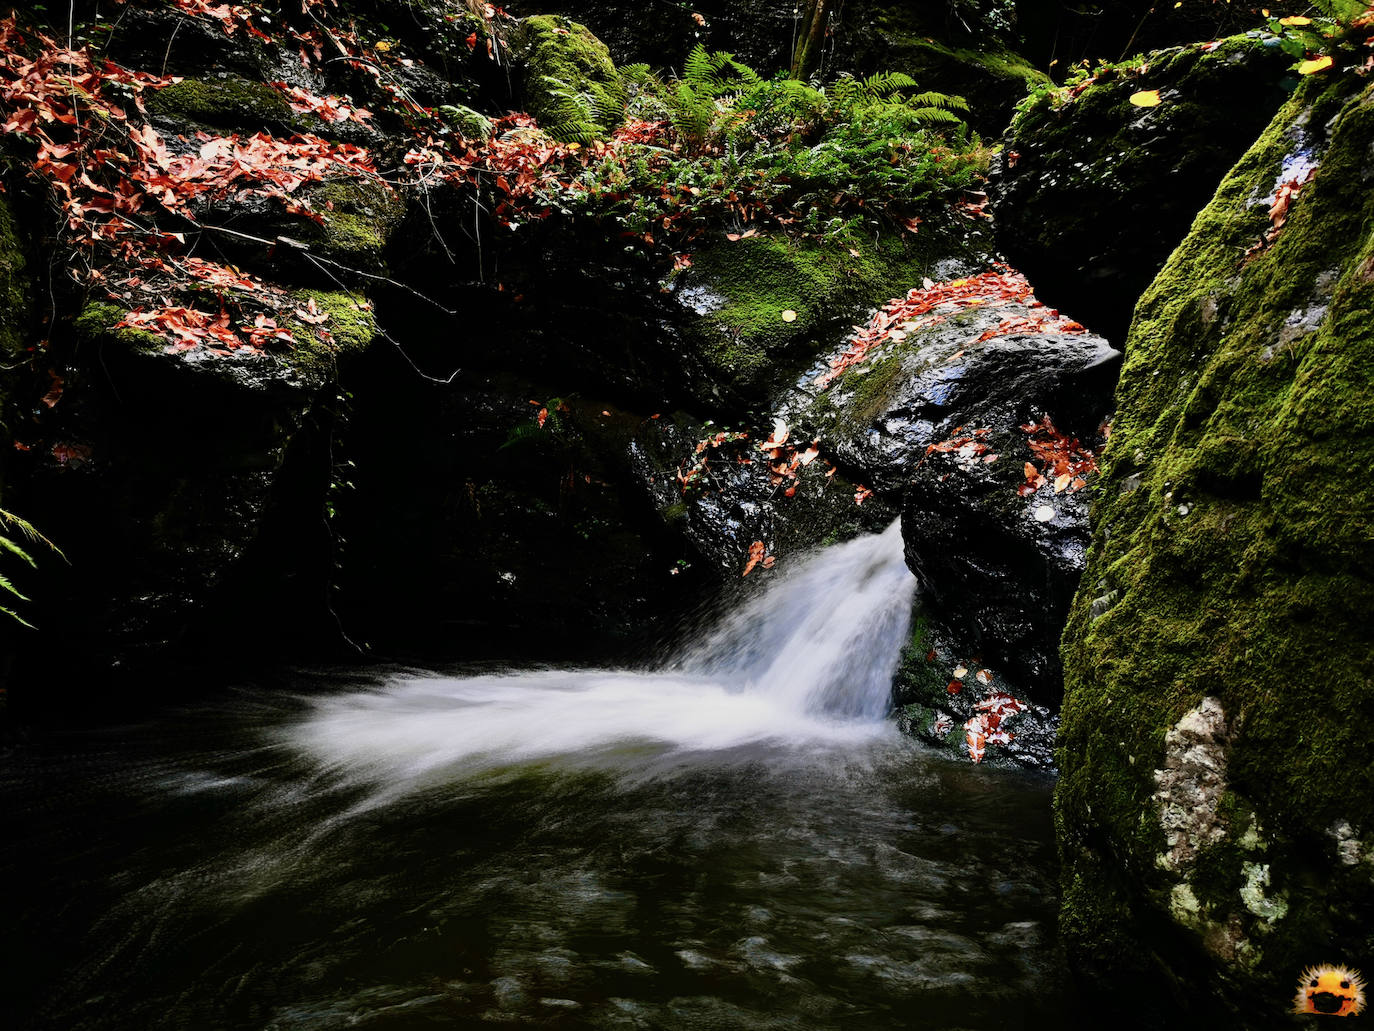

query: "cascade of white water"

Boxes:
[290, 522, 916, 779]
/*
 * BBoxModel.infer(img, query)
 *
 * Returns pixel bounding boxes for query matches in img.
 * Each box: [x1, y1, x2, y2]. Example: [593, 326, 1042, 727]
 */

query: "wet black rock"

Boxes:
[775, 289, 1118, 703]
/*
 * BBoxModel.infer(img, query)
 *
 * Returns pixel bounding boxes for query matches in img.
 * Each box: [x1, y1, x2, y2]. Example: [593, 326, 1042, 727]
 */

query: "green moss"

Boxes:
[1057, 76, 1374, 997]
[510, 15, 622, 133]
[306, 181, 405, 267]
[146, 76, 294, 128]
[74, 302, 164, 352]
[683, 231, 971, 398]
[284, 290, 379, 379]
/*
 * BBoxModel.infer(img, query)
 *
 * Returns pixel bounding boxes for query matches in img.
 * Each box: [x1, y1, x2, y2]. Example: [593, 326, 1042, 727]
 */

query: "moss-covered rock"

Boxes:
[1056, 74, 1374, 1019]
[672, 225, 992, 406]
[303, 181, 406, 273]
[990, 34, 1296, 341]
[509, 15, 623, 134]
[146, 74, 296, 129]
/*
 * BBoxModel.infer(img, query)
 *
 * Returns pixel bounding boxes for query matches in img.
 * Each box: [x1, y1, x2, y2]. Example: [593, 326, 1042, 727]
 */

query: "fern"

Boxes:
[0, 508, 62, 628]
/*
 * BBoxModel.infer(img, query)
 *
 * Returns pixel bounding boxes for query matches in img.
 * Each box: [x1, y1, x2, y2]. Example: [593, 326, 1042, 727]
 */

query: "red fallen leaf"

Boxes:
[1024, 461, 1039, 481]
[51, 441, 93, 465]
[742, 540, 766, 577]
[41, 371, 64, 408]
[925, 648, 937, 662]
[854, 485, 873, 505]
[947, 680, 963, 695]
[1070, 476, 1087, 492]
[13, 440, 31, 452]
[761, 554, 776, 569]
[691, 11, 706, 25]
[983, 454, 998, 463]
[466, 32, 478, 50]
[975, 668, 992, 685]
[784, 485, 796, 497]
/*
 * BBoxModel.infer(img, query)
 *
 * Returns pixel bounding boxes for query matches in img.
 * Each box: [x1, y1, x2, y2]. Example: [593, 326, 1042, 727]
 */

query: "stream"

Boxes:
[4, 524, 1068, 1029]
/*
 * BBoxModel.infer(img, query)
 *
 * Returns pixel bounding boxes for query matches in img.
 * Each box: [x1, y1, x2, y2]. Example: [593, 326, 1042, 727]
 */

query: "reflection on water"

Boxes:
[2, 526, 1069, 1029]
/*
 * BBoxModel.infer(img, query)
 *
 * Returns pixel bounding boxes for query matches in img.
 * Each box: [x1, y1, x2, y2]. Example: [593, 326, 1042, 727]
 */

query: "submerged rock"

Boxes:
[1056, 71, 1374, 1018]
[990, 34, 1295, 341]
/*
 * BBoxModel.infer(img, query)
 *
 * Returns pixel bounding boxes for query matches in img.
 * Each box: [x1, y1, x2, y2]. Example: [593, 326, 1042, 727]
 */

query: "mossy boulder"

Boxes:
[509, 15, 623, 134]
[146, 74, 296, 130]
[1056, 74, 1374, 1019]
[671, 225, 993, 407]
[990, 34, 1296, 341]
[15, 293, 379, 680]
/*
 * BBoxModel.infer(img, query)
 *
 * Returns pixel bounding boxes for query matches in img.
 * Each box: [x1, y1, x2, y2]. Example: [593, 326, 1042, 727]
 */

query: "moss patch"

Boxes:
[1056, 75, 1374, 1008]
[146, 75, 294, 129]
[510, 15, 622, 134]
[305, 181, 406, 269]
[680, 228, 986, 400]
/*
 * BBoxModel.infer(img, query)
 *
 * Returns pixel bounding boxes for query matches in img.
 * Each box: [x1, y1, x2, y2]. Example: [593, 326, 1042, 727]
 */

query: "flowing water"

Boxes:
[3, 523, 1068, 1030]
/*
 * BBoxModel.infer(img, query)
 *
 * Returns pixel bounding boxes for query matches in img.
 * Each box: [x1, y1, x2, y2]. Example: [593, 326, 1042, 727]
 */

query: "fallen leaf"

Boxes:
[976, 669, 993, 685]
[953, 665, 969, 678]
[1054, 472, 1072, 493]
[742, 540, 766, 577]
[1298, 55, 1334, 75]
[1129, 89, 1162, 107]
[947, 680, 963, 695]
[781, 309, 797, 322]
[1279, 15, 1313, 25]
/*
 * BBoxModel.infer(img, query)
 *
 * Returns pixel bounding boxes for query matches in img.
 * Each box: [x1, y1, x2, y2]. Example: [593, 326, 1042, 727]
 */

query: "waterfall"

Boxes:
[289, 521, 916, 782]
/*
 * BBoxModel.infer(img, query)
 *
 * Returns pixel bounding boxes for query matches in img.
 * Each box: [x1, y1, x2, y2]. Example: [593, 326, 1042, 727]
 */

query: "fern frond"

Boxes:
[910, 91, 969, 112]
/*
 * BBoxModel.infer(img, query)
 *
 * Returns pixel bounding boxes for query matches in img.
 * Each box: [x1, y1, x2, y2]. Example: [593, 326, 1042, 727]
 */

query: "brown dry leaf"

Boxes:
[742, 540, 766, 577]
[762, 554, 776, 569]
[1054, 472, 1072, 493]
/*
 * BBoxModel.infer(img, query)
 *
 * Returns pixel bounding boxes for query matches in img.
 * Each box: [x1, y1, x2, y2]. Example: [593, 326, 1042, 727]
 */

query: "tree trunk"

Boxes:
[789, 0, 833, 79]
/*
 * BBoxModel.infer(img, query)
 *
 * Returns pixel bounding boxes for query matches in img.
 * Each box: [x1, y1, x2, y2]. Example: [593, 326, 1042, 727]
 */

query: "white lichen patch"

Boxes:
[1327, 820, 1374, 868]
[1154, 696, 1231, 872]
[1239, 861, 1288, 924]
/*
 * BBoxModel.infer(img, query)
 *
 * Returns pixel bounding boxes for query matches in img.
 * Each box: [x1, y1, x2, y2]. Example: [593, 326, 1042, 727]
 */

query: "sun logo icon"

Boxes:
[1295, 965, 1366, 1017]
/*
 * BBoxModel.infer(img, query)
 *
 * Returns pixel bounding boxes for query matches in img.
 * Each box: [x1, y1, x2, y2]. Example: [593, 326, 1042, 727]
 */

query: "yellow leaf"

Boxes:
[1129, 89, 1162, 107]
[374, 39, 393, 51]
[1298, 55, 1334, 74]
[1279, 15, 1312, 25]
[781, 309, 797, 322]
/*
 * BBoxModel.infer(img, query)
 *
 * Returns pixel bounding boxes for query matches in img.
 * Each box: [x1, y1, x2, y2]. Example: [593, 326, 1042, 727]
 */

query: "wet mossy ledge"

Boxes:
[1057, 73, 1374, 1017]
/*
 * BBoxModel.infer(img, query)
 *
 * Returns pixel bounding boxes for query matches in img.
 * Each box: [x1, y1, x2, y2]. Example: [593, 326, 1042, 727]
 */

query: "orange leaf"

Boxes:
[742, 540, 765, 577]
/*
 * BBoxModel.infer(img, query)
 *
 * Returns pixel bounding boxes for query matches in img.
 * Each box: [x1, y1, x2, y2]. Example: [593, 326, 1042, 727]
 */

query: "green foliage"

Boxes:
[1265, 0, 1373, 65]
[0, 508, 61, 628]
[534, 47, 982, 249]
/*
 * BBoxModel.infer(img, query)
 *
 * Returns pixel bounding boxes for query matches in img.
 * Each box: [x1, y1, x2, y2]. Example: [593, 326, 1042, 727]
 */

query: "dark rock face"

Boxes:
[989, 34, 1295, 341]
[1055, 74, 1374, 1017]
[803, 298, 1115, 701]
[754, 274, 1120, 754]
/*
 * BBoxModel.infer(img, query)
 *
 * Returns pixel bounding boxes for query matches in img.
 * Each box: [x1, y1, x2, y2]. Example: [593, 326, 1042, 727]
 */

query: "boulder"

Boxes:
[11, 294, 379, 684]
[1056, 71, 1374, 1019]
[774, 270, 1118, 703]
[989, 34, 1295, 341]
